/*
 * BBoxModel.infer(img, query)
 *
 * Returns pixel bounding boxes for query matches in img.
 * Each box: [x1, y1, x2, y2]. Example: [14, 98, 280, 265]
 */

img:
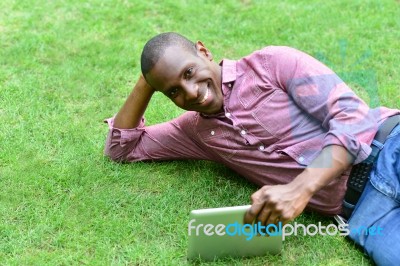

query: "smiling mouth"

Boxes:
[198, 88, 209, 104]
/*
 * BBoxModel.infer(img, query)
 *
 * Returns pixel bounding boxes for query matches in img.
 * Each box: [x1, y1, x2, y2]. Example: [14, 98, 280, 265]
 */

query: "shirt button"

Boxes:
[210, 130, 215, 136]
[228, 83, 232, 88]
[240, 130, 246, 135]
[259, 145, 265, 151]
[299, 156, 305, 162]
[225, 112, 231, 118]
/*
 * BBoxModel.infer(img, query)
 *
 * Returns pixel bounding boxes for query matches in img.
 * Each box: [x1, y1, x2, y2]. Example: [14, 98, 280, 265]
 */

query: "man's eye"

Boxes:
[185, 67, 194, 78]
[169, 88, 179, 98]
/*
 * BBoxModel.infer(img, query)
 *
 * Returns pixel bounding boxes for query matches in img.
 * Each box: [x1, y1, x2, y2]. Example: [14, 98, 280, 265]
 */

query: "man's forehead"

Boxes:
[152, 47, 193, 76]
[161, 45, 194, 65]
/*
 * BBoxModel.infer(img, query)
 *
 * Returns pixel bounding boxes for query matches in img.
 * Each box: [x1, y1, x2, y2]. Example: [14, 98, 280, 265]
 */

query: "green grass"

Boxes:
[1, 0, 399, 265]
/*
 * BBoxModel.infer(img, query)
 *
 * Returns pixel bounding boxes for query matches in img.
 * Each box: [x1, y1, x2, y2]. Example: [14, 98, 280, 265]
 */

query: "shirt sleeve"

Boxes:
[265, 46, 378, 164]
[104, 112, 210, 162]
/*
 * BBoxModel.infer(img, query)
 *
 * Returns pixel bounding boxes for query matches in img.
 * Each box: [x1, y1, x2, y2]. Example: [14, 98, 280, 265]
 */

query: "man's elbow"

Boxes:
[104, 145, 127, 163]
[105, 153, 124, 163]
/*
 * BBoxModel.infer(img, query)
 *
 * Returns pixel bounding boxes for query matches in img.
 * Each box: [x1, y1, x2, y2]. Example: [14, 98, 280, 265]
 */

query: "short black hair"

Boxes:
[140, 32, 196, 77]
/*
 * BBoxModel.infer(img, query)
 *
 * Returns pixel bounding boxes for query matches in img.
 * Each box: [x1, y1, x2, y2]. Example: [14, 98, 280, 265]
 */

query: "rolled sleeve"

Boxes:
[323, 131, 372, 164]
[103, 112, 212, 163]
[267, 46, 378, 163]
[104, 116, 147, 161]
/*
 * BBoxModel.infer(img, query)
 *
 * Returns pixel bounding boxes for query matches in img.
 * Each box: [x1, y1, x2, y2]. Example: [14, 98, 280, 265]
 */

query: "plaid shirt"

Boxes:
[105, 46, 399, 215]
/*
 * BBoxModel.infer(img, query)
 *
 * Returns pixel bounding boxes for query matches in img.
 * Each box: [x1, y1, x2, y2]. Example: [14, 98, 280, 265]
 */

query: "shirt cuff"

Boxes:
[104, 116, 146, 145]
[323, 132, 372, 164]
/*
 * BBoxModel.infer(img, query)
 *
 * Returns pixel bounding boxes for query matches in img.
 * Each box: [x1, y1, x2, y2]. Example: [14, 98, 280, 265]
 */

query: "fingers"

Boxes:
[256, 207, 283, 226]
[244, 185, 290, 227]
[243, 201, 263, 224]
[244, 189, 261, 224]
[244, 203, 285, 233]
[256, 206, 272, 225]
[244, 187, 275, 225]
[268, 213, 283, 226]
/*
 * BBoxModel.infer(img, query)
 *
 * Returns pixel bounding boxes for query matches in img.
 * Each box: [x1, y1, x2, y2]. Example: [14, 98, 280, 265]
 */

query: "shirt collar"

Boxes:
[220, 59, 237, 84]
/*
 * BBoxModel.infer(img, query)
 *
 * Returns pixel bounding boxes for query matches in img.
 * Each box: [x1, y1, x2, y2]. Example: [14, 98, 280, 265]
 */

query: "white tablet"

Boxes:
[187, 205, 282, 261]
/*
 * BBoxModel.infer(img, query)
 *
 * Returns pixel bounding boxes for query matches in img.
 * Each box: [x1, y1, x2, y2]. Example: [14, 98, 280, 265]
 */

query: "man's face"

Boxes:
[145, 42, 223, 114]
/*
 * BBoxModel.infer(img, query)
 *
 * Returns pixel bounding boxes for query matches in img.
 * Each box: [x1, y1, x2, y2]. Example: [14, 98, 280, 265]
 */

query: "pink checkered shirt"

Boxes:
[105, 46, 399, 215]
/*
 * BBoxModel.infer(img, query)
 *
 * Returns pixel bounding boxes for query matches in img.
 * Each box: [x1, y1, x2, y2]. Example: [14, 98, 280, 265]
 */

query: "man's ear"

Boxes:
[195, 41, 213, 61]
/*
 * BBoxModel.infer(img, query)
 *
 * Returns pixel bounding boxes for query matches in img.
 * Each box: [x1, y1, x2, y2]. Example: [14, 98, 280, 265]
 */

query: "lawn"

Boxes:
[1, 0, 399, 265]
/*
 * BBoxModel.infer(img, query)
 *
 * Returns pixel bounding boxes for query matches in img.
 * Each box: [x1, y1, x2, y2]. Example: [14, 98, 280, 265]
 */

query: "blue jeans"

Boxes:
[348, 124, 400, 265]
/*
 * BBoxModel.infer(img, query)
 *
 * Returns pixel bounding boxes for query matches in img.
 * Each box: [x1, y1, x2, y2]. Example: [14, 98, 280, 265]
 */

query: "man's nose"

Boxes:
[184, 83, 199, 102]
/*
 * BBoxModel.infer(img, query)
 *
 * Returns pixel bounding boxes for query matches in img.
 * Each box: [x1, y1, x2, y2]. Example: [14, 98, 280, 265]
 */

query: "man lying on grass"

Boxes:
[104, 32, 400, 265]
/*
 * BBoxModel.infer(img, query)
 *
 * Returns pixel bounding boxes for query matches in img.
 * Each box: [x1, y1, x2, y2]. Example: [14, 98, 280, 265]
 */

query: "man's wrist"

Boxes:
[290, 169, 321, 196]
[138, 75, 155, 93]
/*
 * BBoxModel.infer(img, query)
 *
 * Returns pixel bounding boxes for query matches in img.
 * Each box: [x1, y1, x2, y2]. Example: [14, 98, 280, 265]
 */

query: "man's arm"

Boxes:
[113, 75, 155, 129]
[245, 46, 368, 225]
[104, 75, 211, 162]
[244, 145, 354, 225]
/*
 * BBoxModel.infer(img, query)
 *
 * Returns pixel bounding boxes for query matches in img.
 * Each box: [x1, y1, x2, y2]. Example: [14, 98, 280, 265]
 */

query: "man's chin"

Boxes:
[200, 103, 223, 115]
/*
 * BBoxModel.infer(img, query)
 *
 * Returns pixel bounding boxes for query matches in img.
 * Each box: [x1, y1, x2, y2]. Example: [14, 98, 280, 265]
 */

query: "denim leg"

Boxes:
[348, 182, 400, 265]
[348, 124, 400, 266]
